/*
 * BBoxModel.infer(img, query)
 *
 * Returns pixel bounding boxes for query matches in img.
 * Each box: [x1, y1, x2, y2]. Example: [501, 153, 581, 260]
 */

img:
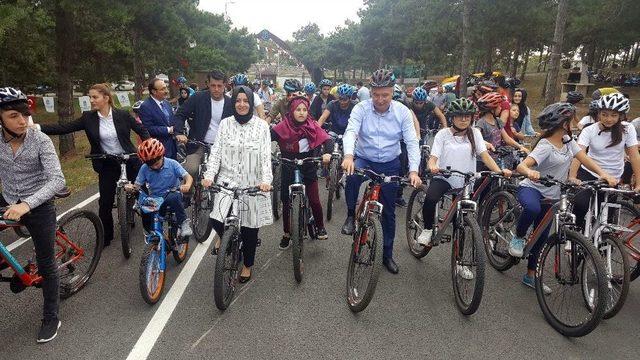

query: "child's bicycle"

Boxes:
[136, 189, 190, 305]
[0, 191, 104, 298]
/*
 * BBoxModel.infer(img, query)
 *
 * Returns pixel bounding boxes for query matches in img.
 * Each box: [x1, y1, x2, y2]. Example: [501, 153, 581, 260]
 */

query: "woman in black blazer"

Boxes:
[38, 83, 150, 246]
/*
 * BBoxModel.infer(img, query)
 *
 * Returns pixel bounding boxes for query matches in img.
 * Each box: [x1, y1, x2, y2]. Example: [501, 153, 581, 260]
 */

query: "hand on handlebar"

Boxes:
[322, 153, 331, 165]
[258, 183, 272, 192]
[567, 177, 582, 186]
[3, 203, 30, 221]
[602, 175, 618, 187]
[179, 184, 190, 193]
[408, 172, 422, 188]
[176, 135, 188, 144]
[124, 183, 137, 193]
[342, 155, 355, 175]
[527, 170, 541, 181]
[201, 178, 213, 188]
[428, 164, 440, 174]
[501, 169, 513, 178]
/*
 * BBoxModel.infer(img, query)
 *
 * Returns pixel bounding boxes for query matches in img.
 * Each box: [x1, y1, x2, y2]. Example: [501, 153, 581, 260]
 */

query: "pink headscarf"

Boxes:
[272, 96, 329, 150]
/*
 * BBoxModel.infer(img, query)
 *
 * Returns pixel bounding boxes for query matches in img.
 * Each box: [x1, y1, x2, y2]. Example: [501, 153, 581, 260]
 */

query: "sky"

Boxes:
[198, 0, 365, 40]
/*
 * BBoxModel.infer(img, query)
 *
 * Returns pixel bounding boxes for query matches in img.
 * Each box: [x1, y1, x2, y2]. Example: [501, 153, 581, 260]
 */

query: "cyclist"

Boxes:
[577, 100, 599, 130]
[317, 83, 357, 135]
[443, 84, 457, 106]
[0, 87, 66, 343]
[341, 69, 422, 274]
[125, 138, 193, 239]
[257, 79, 273, 114]
[409, 87, 447, 138]
[393, 84, 408, 104]
[509, 103, 616, 292]
[271, 96, 332, 248]
[476, 92, 527, 159]
[177, 76, 195, 96]
[570, 92, 640, 229]
[304, 82, 317, 103]
[566, 90, 584, 105]
[268, 78, 303, 123]
[356, 81, 370, 101]
[310, 79, 335, 120]
[229, 73, 266, 119]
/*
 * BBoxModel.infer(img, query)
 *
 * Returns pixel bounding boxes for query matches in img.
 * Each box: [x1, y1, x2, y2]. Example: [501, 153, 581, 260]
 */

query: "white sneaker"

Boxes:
[456, 265, 474, 280]
[180, 219, 193, 238]
[417, 229, 433, 246]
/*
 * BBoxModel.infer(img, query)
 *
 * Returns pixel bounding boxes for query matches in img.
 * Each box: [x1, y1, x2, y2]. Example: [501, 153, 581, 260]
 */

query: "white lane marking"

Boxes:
[127, 234, 214, 360]
[6, 192, 100, 251]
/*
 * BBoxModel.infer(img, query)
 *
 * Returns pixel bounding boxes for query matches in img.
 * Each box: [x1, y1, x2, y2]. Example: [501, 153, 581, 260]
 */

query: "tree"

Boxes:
[545, 0, 569, 105]
[459, 0, 472, 97]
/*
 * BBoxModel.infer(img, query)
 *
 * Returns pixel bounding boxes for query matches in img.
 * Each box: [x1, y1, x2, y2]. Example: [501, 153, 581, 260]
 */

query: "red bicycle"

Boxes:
[616, 201, 640, 281]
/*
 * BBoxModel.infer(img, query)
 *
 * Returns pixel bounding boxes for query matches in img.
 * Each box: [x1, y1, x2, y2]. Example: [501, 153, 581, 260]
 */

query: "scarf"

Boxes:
[231, 86, 254, 124]
[272, 96, 329, 150]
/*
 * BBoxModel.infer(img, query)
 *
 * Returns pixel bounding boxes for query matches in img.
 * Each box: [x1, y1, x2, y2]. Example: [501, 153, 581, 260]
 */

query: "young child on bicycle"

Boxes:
[125, 138, 193, 240]
[0, 87, 66, 343]
[509, 103, 616, 292]
[271, 96, 332, 249]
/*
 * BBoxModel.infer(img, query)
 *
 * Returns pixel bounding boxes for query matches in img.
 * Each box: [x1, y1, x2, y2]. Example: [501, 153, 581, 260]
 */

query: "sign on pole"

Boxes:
[116, 92, 131, 107]
[79, 96, 92, 112]
[43, 96, 55, 113]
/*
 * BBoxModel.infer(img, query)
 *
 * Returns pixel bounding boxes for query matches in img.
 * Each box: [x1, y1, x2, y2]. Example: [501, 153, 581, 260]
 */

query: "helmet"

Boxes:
[476, 92, 503, 111]
[443, 84, 454, 92]
[370, 69, 396, 88]
[447, 98, 477, 115]
[176, 76, 187, 84]
[319, 79, 333, 88]
[423, 80, 438, 90]
[137, 138, 165, 162]
[337, 83, 354, 98]
[261, 79, 270, 86]
[132, 100, 143, 113]
[283, 79, 303, 93]
[0, 87, 28, 105]
[592, 87, 619, 100]
[537, 102, 576, 131]
[597, 92, 630, 113]
[232, 73, 249, 86]
[566, 91, 584, 104]
[412, 87, 427, 102]
[588, 99, 599, 113]
[477, 81, 498, 94]
[304, 82, 316, 94]
[392, 84, 403, 100]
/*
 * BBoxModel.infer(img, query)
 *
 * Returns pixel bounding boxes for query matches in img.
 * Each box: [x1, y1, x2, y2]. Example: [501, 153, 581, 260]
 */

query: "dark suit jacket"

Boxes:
[39, 108, 150, 172]
[174, 90, 233, 154]
[138, 97, 177, 159]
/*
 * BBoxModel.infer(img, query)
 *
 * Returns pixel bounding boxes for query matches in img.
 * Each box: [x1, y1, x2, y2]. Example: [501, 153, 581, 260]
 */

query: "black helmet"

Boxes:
[537, 102, 575, 131]
[370, 69, 396, 88]
[283, 79, 303, 93]
[566, 91, 584, 104]
[0, 87, 28, 106]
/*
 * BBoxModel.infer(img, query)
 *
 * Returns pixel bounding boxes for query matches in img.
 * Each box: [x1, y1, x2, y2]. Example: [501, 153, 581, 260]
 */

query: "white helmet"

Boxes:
[597, 92, 630, 113]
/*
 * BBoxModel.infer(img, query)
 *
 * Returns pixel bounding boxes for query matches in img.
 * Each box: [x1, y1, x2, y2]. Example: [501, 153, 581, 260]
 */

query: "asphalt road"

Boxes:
[1, 184, 639, 359]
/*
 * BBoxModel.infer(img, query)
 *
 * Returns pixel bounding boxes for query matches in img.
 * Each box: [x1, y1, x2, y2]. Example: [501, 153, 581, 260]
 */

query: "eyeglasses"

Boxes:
[145, 157, 162, 167]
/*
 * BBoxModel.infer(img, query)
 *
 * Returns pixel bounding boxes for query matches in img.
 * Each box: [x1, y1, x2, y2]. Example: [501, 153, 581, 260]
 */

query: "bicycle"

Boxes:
[0, 191, 104, 299]
[345, 168, 408, 313]
[618, 203, 640, 281]
[280, 156, 323, 283]
[326, 134, 344, 222]
[85, 153, 137, 258]
[188, 140, 214, 243]
[209, 184, 265, 311]
[137, 189, 190, 305]
[271, 147, 282, 221]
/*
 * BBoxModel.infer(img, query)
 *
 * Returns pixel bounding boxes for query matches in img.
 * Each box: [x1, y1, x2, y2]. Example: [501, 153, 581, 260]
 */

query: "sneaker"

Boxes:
[316, 227, 328, 240]
[341, 216, 355, 235]
[522, 274, 552, 295]
[180, 219, 193, 238]
[279, 236, 290, 250]
[456, 265, 474, 280]
[417, 229, 433, 247]
[508, 236, 525, 257]
[37, 319, 61, 344]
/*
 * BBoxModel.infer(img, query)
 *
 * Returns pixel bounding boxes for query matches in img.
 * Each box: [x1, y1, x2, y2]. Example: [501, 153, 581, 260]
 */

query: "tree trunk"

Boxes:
[352, 68, 356, 81]
[520, 49, 530, 80]
[459, 0, 472, 98]
[543, 47, 550, 72]
[485, 45, 493, 71]
[511, 40, 521, 78]
[544, 0, 569, 106]
[55, 2, 76, 156]
[131, 31, 145, 101]
[586, 43, 597, 70]
[537, 45, 545, 72]
[399, 49, 406, 84]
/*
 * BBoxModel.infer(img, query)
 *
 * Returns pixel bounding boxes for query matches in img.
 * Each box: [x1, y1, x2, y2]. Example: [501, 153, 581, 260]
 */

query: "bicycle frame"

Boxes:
[622, 218, 640, 262]
[432, 176, 478, 244]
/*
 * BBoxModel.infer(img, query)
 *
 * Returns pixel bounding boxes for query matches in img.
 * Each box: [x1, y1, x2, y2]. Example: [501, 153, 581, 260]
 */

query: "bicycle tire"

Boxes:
[58, 209, 104, 299]
[272, 162, 282, 221]
[480, 190, 519, 272]
[192, 183, 213, 243]
[536, 230, 606, 337]
[616, 201, 640, 281]
[214, 227, 241, 311]
[346, 215, 383, 313]
[139, 243, 165, 305]
[451, 215, 485, 315]
[593, 234, 629, 319]
[171, 222, 190, 264]
[405, 185, 431, 259]
[117, 188, 132, 258]
[291, 194, 304, 283]
[326, 159, 339, 222]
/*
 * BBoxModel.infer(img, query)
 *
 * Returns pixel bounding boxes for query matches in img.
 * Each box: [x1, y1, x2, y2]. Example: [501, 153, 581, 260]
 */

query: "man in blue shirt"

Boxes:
[341, 69, 421, 274]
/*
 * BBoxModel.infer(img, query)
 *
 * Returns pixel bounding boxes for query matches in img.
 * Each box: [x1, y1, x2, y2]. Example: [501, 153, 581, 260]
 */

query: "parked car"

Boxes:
[114, 80, 135, 91]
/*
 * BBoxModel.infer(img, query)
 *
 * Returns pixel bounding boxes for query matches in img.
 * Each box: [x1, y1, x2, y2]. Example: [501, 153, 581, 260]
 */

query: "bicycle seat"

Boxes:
[55, 187, 71, 199]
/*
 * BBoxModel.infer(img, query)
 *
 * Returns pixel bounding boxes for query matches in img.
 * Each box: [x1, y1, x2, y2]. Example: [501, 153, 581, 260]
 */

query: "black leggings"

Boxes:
[211, 219, 259, 268]
[421, 178, 452, 230]
[573, 167, 599, 229]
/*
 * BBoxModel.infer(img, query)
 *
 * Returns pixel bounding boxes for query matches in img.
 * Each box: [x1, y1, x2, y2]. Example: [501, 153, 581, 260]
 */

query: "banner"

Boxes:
[116, 92, 130, 107]
[43, 96, 55, 113]
[79, 96, 91, 112]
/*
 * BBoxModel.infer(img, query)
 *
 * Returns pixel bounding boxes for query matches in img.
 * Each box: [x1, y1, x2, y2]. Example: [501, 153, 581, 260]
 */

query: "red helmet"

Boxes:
[137, 138, 165, 162]
[476, 92, 504, 112]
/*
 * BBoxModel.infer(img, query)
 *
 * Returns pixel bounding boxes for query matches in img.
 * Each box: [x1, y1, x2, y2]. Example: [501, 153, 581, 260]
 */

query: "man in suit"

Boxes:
[139, 78, 178, 159]
[175, 69, 234, 190]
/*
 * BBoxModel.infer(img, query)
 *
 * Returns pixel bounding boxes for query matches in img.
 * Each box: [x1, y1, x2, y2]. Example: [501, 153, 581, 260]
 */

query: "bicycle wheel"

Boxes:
[616, 201, 640, 281]
[214, 227, 241, 311]
[57, 210, 104, 299]
[172, 223, 190, 264]
[480, 190, 519, 272]
[405, 185, 431, 258]
[272, 162, 282, 221]
[326, 159, 339, 222]
[117, 188, 132, 258]
[451, 214, 485, 315]
[536, 230, 606, 337]
[346, 215, 383, 312]
[592, 234, 629, 319]
[139, 243, 165, 305]
[192, 183, 213, 243]
[291, 194, 304, 283]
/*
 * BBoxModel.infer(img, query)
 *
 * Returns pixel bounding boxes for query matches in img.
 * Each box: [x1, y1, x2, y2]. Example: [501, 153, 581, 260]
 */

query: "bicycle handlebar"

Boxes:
[354, 168, 410, 185]
[85, 153, 137, 161]
[279, 156, 323, 166]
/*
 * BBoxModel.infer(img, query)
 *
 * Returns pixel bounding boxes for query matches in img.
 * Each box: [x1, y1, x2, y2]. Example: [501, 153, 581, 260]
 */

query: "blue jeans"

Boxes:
[515, 186, 552, 271]
[345, 157, 400, 259]
[142, 192, 187, 231]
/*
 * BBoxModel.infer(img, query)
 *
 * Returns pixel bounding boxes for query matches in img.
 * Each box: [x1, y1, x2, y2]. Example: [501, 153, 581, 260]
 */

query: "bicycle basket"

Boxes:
[137, 193, 164, 214]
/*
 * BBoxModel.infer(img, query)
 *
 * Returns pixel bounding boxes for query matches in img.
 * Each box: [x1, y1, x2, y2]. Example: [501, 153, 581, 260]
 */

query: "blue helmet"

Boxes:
[176, 76, 187, 84]
[304, 82, 316, 94]
[319, 79, 333, 87]
[232, 73, 249, 86]
[337, 83, 354, 98]
[283, 78, 303, 93]
[412, 87, 427, 102]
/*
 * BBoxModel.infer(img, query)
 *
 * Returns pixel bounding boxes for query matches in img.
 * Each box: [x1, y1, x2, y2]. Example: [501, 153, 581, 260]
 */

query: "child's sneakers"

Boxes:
[180, 219, 193, 239]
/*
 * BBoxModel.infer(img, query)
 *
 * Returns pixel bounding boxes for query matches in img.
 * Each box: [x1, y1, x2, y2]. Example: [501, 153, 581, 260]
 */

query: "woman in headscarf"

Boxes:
[271, 96, 333, 250]
[512, 88, 538, 138]
[201, 85, 273, 283]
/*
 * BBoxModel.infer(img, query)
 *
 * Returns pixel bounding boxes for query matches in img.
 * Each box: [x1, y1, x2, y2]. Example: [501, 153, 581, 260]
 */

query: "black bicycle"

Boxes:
[188, 140, 214, 243]
[326, 134, 343, 222]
